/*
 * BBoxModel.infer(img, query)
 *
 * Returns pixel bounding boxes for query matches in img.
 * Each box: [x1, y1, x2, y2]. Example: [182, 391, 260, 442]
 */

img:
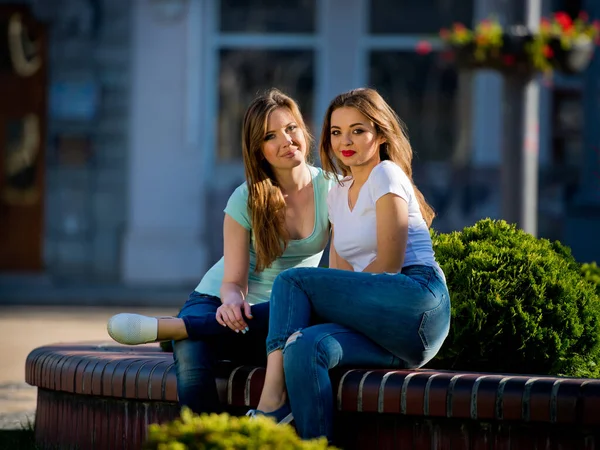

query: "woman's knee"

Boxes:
[173, 338, 214, 374]
[273, 268, 302, 291]
[282, 327, 343, 373]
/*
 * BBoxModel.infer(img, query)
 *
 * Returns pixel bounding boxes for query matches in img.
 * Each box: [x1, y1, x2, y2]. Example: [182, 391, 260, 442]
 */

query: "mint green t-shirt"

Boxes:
[195, 165, 335, 305]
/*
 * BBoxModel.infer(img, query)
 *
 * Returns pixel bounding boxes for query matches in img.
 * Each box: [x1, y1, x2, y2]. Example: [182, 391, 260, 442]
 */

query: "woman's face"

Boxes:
[329, 106, 384, 170]
[261, 107, 307, 171]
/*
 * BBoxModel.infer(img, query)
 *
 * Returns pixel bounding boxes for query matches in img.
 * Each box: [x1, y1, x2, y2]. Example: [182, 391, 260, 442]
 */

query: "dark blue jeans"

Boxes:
[173, 292, 270, 414]
[267, 265, 451, 440]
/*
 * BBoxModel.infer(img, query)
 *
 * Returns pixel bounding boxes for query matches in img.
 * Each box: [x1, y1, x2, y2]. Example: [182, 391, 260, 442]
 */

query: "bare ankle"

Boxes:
[257, 391, 287, 413]
[157, 318, 188, 341]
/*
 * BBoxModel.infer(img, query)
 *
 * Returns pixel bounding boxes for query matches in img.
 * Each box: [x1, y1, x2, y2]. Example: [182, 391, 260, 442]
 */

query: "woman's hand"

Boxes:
[216, 296, 253, 333]
[218, 214, 252, 333]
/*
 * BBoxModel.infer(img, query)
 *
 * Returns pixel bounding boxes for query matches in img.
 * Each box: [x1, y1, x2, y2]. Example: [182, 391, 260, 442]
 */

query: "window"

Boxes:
[369, 51, 459, 162]
[217, 49, 314, 160]
[370, 0, 473, 34]
[220, 0, 316, 33]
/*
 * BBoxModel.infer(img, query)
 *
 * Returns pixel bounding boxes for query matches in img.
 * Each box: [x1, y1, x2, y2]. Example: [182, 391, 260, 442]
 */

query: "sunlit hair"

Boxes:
[242, 88, 313, 272]
[319, 87, 435, 227]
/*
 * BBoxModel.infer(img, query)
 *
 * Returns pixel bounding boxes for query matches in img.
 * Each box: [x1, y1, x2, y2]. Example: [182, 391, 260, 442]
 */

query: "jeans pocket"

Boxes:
[418, 297, 450, 350]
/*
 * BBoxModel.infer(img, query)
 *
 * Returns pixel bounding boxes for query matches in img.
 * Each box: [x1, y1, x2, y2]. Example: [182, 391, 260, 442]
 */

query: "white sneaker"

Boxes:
[107, 313, 158, 345]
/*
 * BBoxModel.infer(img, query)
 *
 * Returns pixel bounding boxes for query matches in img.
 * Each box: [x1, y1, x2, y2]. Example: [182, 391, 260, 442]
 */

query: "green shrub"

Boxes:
[431, 219, 600, 378]
[144, 408, 335, 450]
[582, 262, 600, 296]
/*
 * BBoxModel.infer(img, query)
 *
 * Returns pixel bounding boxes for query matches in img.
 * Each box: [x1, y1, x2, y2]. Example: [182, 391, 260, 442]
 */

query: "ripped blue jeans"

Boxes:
[266, 265, 450, 441]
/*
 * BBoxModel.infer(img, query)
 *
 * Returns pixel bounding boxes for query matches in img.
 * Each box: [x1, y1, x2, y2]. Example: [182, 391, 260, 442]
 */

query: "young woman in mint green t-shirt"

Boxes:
[106, 89, 335, 414]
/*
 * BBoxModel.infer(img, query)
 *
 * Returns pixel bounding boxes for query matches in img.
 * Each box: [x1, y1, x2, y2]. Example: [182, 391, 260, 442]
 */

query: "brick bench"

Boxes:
[26, 342, 600, 450]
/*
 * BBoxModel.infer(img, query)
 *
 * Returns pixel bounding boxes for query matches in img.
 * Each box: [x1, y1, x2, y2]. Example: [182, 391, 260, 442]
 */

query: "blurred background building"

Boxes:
[0, 0, 598, 304]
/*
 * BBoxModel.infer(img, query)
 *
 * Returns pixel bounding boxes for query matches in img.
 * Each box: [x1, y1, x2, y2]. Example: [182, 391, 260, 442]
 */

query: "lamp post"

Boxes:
[500, 0, 542, 236]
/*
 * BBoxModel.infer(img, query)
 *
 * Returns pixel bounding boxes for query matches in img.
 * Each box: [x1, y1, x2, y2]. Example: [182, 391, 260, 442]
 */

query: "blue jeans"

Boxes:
[173, 292, 270, 413]
[267, 265, 450, 441]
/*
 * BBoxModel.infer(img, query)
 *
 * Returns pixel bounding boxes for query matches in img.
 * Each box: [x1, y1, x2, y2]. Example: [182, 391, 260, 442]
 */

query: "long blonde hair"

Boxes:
[319, 88, 435, 227]
[242, 88, 313, 272]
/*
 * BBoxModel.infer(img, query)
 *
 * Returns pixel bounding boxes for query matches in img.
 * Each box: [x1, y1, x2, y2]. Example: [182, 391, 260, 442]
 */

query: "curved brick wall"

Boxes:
[26, 342, 600, 450]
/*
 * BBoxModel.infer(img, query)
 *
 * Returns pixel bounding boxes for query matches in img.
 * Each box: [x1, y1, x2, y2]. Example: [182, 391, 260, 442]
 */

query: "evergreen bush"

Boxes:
[143, 408, 335, 450]
[582, 261, 600, 296]
[431, 219, 600, 378]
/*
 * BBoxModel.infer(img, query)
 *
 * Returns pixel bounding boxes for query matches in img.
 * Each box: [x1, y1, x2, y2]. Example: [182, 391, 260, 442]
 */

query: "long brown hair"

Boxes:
[242, 88, 313, 272]
[319, 88, 435, 227]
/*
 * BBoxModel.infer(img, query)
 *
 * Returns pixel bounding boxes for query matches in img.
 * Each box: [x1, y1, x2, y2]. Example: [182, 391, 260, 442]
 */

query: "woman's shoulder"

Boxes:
[225, 181, 249, 211]
[369, 161, 411, 186]
[229, 181, 249, 200]
[310, 165, 345, 191]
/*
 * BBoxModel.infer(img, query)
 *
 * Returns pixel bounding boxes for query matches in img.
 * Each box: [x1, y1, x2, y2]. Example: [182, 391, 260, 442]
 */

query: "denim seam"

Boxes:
[267, 273, 307, 355]
[418, 296, 447, 349]
[312, 334, 329, 437]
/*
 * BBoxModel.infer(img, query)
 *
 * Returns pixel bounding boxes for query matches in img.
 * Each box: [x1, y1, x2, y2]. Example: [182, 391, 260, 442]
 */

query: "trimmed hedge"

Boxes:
[143, 408, 335, 449]
[431, 219, 600, 378]
[582, 261, 600, 297]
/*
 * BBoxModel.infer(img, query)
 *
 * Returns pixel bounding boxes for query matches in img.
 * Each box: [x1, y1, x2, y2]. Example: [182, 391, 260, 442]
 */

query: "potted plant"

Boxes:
[532, 11, 599, 73]
[432, 12, 600, 75]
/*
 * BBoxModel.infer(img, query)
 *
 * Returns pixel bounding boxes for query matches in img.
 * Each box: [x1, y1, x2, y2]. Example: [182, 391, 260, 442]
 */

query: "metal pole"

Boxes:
[501, 0, 541, 236]
[521, 0, 541, 235]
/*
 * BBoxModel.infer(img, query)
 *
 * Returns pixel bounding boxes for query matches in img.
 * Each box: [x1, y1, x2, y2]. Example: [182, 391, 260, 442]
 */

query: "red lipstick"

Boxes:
[341, 150, 356, 157]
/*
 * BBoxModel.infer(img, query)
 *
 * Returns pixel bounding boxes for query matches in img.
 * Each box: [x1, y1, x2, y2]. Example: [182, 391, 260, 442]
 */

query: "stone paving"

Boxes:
[0, 305, 173, 429]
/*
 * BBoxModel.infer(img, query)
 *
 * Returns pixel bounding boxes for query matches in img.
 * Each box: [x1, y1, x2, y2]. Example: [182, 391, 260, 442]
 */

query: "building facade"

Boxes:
[0, 0, 598, 299]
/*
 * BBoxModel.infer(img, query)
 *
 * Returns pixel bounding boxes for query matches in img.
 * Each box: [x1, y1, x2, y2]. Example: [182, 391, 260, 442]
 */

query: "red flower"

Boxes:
[543, 45, 554, 58]
[554, 11, 573, 30]
[416, 41, 432, 55]
[453, 22, 467, 32]
[503, 55, 516, 65]
[594, 19, 600, 30]
[439, 28, 450, 39]
[578, 11, 589, 22]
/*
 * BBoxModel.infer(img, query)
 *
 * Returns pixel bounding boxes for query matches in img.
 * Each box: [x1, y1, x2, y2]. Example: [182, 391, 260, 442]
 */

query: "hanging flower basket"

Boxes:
[432, 12, 600, 75]
[450, 26, 535, 75]
[546, 35, 596, 74]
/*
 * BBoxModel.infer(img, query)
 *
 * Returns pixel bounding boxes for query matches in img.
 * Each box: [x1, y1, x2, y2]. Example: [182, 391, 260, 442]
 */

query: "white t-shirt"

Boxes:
[327, 160, 442, 275]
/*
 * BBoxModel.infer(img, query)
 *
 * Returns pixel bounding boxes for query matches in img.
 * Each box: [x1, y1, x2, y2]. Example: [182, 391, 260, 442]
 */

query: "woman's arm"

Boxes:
[216, 214, 252, 332]
[329, 225, 354, 271]
[362, 193, 408, 274]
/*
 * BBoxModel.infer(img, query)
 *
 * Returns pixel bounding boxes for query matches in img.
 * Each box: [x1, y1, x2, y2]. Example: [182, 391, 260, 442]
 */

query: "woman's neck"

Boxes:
[274, 163, 311, 194]
[350, 157, 381, 188]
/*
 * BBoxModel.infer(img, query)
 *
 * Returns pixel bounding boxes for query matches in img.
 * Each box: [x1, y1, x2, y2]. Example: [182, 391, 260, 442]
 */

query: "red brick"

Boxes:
[245, 366, 266, 407]
[338, 369, 372, 413]
[402, 372, 433, 416]
[148, 360, 171, 401]
[377, 370, 408, 414]
[525, 378, 554, 422]
[448, 373, 481, 419]
[581, 380, 600, 425]
[357, 370, 385, 413]
[424, 372, 454, 417]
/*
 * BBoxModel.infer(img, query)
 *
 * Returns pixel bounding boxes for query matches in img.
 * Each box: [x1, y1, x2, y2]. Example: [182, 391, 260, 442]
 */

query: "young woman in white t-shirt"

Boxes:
[248, 88, 451, 442]
[105, 89, 334, 417]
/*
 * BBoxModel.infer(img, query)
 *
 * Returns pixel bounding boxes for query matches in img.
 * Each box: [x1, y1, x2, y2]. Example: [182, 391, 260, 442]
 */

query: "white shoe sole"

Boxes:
[107, 313, 158, 345]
